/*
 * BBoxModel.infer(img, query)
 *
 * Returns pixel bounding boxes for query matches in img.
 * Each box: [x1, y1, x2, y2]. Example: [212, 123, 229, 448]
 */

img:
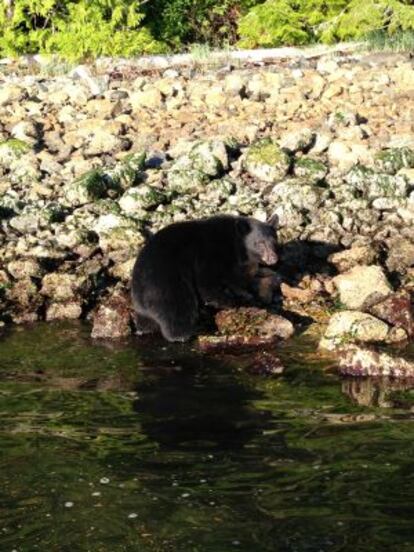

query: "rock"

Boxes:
[281, 282, 316, 304]
[332, 265, 392, 310]
[64, 169, 111, 206]
[319, 310, 390, 351]
[91, 288, 131, 339]
[386, 238, 414, 273]
[119, 185, 166, 215]
[338, 346, 414, 378]
[294, 157, 327, 184]
[215, 307, 294, 340]
[245, 71, 282, 101]
[5, 277, 42, 312]
[7, 258, 42, 279]
[94, 214, 145, 255]
[374, 147, 414, 175]
[167, 140, 228, 194]
[130, 89, 163, 110]
[41, 273, 82, 302]
[279, 128, 314, 152]
[345, 166, 408, 200]
[328, 245, 378, 273]
[46, 301, 82, 321]
[312, 130, 333, 153]
[63, 119, 127, 156]
[0, 85, 26, 106]
[244, 139, 291, 185]
[342, 377, 414, 408]
[247, 351, 285, 376]
[328, 141, 357, 173]
[368, 290, 413, 337]
[69, 65, 108, 96]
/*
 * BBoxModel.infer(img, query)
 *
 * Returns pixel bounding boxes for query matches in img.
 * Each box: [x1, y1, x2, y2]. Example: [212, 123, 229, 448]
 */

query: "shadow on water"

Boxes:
[0, 322, 414, 551]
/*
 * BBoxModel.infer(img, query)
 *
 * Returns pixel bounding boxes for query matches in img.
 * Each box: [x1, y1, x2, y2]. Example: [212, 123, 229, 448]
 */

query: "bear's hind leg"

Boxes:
[132, 312, 160, 336]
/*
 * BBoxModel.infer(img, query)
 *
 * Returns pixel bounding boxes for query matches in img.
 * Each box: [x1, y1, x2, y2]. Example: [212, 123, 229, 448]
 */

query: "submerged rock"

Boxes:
[338, 346, 414, 378]
[91, 288, 131, 339]
[332, 265, 392, 310]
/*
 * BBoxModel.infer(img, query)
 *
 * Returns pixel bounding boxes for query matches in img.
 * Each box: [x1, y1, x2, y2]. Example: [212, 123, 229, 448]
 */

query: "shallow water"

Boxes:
[0, 322, 414, 552]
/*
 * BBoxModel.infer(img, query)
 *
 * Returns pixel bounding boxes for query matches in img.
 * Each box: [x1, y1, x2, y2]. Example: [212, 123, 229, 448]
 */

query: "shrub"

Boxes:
[0, 0, 166, 59]
[145, 0, 258, 48]
[237, 0, 349, 48]
[319, 0, 414, 43]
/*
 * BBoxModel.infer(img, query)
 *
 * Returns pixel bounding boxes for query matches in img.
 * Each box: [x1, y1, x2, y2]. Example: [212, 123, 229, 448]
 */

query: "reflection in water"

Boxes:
[342, 377, 414, 408]
[0, 322, 414, 552]
[133, 352, 274, 451]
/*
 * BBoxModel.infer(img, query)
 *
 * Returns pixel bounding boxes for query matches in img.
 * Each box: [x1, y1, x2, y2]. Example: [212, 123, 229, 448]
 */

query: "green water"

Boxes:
[0, 322, 413, 552]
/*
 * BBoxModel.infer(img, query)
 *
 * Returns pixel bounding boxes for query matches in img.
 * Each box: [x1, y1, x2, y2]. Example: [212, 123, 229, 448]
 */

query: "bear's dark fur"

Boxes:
[131, 215, 278, 342]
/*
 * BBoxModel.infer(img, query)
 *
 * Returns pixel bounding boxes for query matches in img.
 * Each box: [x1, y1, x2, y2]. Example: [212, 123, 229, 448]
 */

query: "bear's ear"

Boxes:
[235, 217, 251, 237]
[267, 213, 279, 229]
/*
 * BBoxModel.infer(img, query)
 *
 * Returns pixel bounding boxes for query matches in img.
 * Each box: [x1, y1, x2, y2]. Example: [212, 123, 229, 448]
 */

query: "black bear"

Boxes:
[131, 215, 278, 342]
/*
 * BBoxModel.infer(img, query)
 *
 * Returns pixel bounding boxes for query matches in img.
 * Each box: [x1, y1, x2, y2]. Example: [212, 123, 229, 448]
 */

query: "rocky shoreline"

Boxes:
[0, 50, 414, 375]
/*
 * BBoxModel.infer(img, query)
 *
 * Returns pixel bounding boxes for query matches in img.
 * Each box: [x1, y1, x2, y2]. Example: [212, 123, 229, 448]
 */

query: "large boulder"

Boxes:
[319, 310, 390, 351]
[332, 265, 392, 310]
[328, 246, 378, 273]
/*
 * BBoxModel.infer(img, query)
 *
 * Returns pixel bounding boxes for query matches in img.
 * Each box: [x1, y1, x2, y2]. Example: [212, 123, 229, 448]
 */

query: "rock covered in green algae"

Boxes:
[374, 147, 414, 175]
[167, 140, 229, 194]
[338, 346, 414, 378]
[345, 166, 408, 200]
[64, 169, 117, 207]
[119, 185, 167, 215]
[94, 213, 145, 256]
[294, 157, 328, 184]
[243, 139, 291, 185]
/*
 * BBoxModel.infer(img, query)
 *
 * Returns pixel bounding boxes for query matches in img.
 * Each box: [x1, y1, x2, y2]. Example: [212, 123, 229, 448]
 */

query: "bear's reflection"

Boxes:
[133, 351, 274, 451]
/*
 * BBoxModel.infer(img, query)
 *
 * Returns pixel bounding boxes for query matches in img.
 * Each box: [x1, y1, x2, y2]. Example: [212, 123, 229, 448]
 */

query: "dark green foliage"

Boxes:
[144, 0, 258, 47]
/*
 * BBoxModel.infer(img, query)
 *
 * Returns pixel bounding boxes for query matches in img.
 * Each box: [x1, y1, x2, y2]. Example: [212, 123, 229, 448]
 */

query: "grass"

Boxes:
[363, 29, 414, 53]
